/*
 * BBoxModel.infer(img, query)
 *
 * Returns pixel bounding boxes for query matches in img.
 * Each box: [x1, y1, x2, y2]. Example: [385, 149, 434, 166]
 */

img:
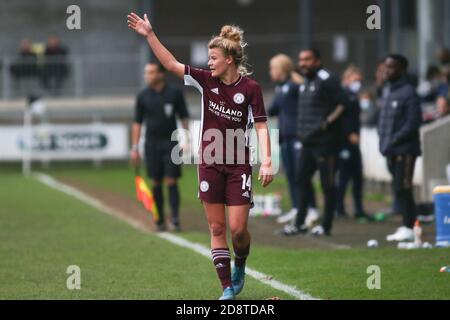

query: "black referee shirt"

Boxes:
[134, 84, 189, 140]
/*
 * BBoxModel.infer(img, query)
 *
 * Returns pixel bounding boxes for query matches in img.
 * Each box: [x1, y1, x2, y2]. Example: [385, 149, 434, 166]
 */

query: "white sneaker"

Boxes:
[311, 225, 324, 236]
[305, 208, 319, 227]
[276, 208, 298, 224]
[386, 226, 414, 242]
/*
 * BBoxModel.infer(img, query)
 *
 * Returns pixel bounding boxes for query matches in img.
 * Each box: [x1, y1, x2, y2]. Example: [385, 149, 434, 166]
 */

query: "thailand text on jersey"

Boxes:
[184, 65, 267, 165]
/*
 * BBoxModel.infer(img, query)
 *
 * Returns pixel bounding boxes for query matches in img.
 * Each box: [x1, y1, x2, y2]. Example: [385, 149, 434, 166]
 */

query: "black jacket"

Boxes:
[378, 76, 422, 156]
[297, 68, 348, 152]
[268, 81, 299, 140]
[341, 87, 361, 146]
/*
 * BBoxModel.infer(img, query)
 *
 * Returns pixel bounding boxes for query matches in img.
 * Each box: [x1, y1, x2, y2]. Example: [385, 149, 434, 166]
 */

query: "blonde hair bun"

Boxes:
[219, 25, 244, 44]
[209, 24, 250, 76]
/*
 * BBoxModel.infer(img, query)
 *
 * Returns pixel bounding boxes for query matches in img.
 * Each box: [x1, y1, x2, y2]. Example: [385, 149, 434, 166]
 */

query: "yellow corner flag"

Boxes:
[135, 174, 159, 224]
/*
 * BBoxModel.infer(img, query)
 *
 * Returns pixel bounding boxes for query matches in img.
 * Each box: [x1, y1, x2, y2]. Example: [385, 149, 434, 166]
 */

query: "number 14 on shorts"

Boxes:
[241, 174, 252, 191]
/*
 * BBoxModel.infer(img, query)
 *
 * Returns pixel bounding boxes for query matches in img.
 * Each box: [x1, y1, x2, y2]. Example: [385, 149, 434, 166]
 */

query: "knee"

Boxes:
[152, 180, 162, 187]
[231, 227, 248, 242]
[165, 177, 177, 186]
[209, 222, 226, 237]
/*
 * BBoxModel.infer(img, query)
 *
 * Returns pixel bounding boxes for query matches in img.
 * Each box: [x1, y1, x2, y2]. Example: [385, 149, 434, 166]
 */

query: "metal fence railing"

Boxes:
[2, 31, 387, 99]
[1, 53, 145, 99]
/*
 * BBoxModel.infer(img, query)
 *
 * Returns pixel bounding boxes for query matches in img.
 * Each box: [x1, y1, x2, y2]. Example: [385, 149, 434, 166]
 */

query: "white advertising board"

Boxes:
[0, 123, 128, 161]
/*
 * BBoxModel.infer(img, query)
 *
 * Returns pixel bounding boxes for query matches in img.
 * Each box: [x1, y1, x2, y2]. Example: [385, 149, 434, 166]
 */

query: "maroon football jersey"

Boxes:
[184, 65, 267, 165]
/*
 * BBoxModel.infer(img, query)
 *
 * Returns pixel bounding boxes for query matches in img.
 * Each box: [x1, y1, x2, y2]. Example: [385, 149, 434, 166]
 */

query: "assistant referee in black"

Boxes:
[131, 62, 189, 232]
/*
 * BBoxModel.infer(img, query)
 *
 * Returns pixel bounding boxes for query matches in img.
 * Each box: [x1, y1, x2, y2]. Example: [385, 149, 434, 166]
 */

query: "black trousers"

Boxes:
[294, 146, 338, 232]
[337, 145, 364, 216]
[387, 155, 417, 228]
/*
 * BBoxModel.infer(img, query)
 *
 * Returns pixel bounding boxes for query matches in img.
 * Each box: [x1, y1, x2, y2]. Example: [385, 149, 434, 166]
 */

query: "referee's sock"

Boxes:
[152, 185, 164, 224]
[168, 184, 180, 225]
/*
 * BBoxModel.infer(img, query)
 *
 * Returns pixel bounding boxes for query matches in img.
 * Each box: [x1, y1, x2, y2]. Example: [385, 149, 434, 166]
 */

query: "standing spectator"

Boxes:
[282, 48, 348, 236]
[436, 68, 449, 118]
[378, 54, 422, 242]
[364, 61, 386, 127]
[131, 62, 190, 232]
[10, 39, 39, 91]
[436, 48, 450, 68]
[267, 54, 319, 226]
[41, 35, 69, 95]
[418, 65, 449, 123]
[434, 49, 450, 119]
[336, 65, 371, 222]
[418, 65, 442, 103]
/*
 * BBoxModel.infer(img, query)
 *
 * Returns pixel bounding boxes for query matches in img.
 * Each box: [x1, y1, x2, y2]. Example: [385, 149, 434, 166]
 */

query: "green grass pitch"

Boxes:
[1, 163, 449, 299]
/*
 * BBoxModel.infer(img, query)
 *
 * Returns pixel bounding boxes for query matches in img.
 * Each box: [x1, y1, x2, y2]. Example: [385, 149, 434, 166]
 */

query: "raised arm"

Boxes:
[127, 12, 185, 79]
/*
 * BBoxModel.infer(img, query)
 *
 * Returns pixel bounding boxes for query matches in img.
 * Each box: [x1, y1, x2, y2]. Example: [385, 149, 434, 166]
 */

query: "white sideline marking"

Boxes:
[33, 172, 319, 300]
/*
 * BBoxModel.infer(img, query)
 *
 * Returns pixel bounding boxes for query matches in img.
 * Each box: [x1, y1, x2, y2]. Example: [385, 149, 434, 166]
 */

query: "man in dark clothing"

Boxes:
[131, 62, 190, 232]
[10, 39, 39, 82]
[378, 54, 422, 242]
[336, 65, 370, 222]
[41, 35, 69, 95]
[267, 54, 318, 226]
[282, 49, 349, 236]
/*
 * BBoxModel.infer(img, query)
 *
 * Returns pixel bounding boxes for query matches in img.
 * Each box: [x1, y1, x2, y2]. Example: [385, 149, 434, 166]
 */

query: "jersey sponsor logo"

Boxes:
[200, 180, 209, 192]
[164, 103, 174, 117]
[233, 93, 245, 104]
[208, 100, 243, 122]
[211, 87, 219, 95]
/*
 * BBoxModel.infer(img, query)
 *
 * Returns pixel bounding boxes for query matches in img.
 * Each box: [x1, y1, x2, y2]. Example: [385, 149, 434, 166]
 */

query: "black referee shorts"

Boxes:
[145, 139, 181, 181]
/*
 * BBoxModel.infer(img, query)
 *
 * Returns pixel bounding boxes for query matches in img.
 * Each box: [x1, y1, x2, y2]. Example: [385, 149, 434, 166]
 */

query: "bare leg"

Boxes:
[203, 202, 232, 291]
[203, 202, 227, 248]
[228, 204, 251, 267]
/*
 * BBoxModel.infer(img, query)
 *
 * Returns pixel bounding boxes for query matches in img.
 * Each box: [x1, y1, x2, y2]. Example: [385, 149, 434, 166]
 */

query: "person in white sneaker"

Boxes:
[378, 54, 422, 242]
[267, 54, 319, 226]
[283, 49, 350, 237]
[386, 226, 414, 242]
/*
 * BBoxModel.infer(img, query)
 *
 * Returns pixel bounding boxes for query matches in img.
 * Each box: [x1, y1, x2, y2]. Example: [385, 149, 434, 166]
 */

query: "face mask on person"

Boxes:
[359, 98, 372, 110]
[348, 80, 362, 93]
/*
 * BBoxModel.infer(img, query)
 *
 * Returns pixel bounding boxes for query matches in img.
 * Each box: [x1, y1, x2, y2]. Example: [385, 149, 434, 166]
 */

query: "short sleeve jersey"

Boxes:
[134, 84, 189, 140]
[184, 65, 267, 164]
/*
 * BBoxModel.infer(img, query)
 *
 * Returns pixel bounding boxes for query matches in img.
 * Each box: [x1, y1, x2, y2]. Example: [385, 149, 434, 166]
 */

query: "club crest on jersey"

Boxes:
[233, 93, 245, 104]
[200, 180, 209, 192]
[164, 103, 174, 117]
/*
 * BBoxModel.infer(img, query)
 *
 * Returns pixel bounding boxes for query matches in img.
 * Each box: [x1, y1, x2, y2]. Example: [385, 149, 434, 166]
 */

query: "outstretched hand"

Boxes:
[127, 12, 153, 37]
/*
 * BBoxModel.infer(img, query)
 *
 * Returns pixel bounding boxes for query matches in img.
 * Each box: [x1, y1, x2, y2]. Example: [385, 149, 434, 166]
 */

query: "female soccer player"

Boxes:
[127, 12, 273, 300]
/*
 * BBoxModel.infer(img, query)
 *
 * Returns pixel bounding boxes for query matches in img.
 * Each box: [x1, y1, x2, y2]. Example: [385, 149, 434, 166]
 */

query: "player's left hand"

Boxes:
[258, 162, 273, 187]
[127, 12, 153, 37]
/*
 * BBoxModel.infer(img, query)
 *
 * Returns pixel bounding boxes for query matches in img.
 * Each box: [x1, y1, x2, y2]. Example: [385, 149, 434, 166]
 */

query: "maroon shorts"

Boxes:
[198, 164, 253, 206]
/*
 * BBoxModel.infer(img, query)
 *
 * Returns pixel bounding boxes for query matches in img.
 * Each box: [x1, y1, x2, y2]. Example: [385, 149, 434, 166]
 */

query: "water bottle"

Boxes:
[413, 220, 422, 246]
